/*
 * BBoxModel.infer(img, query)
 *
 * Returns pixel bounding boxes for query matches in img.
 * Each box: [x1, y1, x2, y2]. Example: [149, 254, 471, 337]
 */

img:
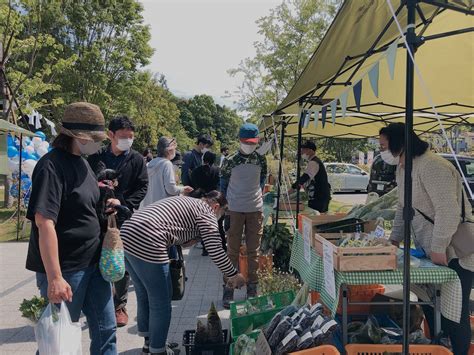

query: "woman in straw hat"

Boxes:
[26, 102, 117, 354]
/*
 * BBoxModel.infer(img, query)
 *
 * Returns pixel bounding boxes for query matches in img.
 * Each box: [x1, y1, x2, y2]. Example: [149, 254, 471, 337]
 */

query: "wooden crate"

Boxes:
[299, 213, 348, 233]
[312, 233, 397, 272]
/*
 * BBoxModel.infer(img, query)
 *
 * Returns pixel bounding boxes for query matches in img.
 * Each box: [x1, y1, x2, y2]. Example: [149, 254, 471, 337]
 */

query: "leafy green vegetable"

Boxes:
[19, 296, 49, 322]
[261, 223, 293, 272]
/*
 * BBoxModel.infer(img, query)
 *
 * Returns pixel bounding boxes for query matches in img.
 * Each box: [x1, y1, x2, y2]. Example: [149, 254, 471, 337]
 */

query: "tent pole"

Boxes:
[275, 121, 286, 226]
[295, 103, 304, 230]
[16, 133, 22, 241]
[403, 1, 417, 354]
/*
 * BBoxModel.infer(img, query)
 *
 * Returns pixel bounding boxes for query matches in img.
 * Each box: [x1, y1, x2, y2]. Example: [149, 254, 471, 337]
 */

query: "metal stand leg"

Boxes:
[342, 284, 348, 354]
[434, 285, 441, 337]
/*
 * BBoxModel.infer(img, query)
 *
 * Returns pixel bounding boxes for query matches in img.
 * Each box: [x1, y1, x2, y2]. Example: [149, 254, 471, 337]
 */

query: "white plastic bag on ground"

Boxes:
[35, 301, 82, 355]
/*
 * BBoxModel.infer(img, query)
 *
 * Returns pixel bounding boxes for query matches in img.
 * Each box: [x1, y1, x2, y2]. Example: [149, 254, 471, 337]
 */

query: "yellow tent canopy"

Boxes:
[0, 119, 36, 137]
[260, 0, 473, 138]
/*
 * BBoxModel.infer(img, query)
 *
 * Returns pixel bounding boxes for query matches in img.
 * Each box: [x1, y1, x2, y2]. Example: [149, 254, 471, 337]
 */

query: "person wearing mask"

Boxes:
[143, 148, 153, 163]
[290, 140, 331, 213]
[88, 116, 148, 327]
[140, 137, 193, 208]
[121, 192, 245, 355]
[26, 102, 117, 354]
[380, 122, 473, 355]
[219, 146, 229, 168]
[220, 123, 267, 307]
[181, 133, 213, 186]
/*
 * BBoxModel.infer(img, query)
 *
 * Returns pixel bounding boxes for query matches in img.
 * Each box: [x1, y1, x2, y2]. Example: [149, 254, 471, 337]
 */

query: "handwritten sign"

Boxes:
[302, 218, 312, 264]
[322, 239, 336, 300]
[256, 331, 272, 355]
[374, 225, 386, 239]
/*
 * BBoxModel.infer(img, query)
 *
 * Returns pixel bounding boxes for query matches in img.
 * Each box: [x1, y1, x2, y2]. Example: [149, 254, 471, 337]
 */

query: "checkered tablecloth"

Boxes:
[289, 234, 463, 323]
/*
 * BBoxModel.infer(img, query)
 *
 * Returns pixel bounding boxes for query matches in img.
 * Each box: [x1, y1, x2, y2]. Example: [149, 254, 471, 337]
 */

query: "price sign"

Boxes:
[374, 225, 386, 239]
[322, 239, 336, 300]
[302, 218, 312, 264]
[256, 331, 272, 355]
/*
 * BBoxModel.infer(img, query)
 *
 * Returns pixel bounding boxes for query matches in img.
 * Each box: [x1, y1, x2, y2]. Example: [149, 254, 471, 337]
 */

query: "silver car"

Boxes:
[325, 163, 370, 192]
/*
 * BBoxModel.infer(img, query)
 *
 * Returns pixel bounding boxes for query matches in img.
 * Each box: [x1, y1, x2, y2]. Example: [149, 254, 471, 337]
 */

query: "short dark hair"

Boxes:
[220, 146, 229, 153]
[197, 133, 213, 146]
[379, 123, 429, 157]
[108, 116, 135, 133]
[52, 133, 74, 153]
[202, 190, 228, 208]
[203, 151, 216, 165]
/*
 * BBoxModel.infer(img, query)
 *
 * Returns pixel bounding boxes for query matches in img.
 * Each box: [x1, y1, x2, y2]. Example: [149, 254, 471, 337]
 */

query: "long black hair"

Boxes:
[379, 123, 429, 157]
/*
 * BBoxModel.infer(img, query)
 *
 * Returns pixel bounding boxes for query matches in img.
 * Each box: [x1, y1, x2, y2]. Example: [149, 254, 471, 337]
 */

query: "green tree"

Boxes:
[228, 0, 335, 121]
[213, 104, 242, 146]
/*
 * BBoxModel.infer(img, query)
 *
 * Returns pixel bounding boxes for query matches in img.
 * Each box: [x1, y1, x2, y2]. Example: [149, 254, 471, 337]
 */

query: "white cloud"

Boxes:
[140, 0, 281, 108]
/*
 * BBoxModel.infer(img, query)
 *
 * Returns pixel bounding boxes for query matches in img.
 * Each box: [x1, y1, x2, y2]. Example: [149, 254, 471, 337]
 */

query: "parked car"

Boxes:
[325, 163, 370, 192]
[368, 154, 397, 196]
[439, 153, 474, 210]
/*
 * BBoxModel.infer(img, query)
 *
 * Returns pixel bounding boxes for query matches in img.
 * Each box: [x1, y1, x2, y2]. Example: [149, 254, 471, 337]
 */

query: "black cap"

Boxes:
[301, 140, 316, 151]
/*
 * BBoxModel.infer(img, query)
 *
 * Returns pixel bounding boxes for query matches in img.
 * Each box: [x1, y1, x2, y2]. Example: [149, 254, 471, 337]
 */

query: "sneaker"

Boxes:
[115, 308, 128, 327]
[142, 337, 150, 354]
[222, 286, 234, 309]
[247, 283, 258, 299]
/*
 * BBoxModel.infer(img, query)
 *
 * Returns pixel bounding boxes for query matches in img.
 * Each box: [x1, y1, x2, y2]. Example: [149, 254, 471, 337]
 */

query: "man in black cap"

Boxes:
[291, 140, 331, 213]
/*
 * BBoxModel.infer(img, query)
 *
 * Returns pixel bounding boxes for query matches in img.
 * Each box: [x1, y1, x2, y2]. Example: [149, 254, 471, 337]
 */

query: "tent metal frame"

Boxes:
[270, 1, 472, 353]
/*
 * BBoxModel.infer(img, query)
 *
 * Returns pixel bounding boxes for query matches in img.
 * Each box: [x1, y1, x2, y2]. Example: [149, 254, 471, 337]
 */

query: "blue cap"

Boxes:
[239, 123, 259, 143]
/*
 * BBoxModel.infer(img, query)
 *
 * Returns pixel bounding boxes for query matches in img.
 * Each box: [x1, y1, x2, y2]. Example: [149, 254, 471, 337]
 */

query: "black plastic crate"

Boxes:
[183, 329, 229, 355]
[315, 218, 365, 233]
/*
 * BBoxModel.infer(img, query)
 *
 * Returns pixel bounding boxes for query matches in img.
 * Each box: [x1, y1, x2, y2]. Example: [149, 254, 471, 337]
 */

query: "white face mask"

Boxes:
[169, 151, 176, 160]
[301, 154, 309, 160]
[202, 147, 210, 154]
[380, 149, 399, 165]
[116, 138, 133, 152]
[240, 143, 257, 155]
[75, 140, 102, 156]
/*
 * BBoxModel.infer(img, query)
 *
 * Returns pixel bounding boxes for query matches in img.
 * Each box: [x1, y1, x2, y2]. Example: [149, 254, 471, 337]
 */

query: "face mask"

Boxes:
[240, 143, 257, 155]
[116, 138, 133, 152]
[76, 140, 102, 156]
[202, 147, 210, 154]
[380, 149, 399, 165]
[301, 154, 309, 160]
[169, 151, 176, 160]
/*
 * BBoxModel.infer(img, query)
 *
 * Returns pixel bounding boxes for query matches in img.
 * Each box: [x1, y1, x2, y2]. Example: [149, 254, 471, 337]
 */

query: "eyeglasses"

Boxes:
[167, 138, 176, 147]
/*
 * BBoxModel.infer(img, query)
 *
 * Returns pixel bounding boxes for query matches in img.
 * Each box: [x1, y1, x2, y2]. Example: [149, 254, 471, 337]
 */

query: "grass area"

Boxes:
[0, 208, 30, 242]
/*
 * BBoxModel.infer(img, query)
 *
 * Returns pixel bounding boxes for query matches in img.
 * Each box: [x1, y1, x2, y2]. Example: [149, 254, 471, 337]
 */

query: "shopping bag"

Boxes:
[34, 301, 82, 355]
[170, 245, 186, 300]
[99, 215, 125, 282]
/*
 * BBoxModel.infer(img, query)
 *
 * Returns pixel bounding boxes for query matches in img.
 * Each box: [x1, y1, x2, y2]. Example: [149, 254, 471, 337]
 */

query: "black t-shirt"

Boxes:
[191, 165, 220, 193]
[26, 148, 102, 273]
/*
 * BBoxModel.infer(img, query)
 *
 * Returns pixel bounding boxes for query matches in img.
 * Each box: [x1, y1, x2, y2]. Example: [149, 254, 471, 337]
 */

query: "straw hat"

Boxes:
[59, 102, 107, 142]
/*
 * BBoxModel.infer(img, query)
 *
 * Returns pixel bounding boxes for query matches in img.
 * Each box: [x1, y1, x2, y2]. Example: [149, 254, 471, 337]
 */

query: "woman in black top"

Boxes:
[191, 151, 220, 194]
[25, 102, 117, 355]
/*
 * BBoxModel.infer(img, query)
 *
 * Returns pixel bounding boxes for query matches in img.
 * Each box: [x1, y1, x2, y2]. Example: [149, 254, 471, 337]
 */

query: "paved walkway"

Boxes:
[0, 242, 245, 354]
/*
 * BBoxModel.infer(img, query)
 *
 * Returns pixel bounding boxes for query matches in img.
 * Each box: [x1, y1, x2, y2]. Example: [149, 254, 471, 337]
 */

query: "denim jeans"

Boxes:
[36, 265, 117, 355]
[125, 252, 172, 353]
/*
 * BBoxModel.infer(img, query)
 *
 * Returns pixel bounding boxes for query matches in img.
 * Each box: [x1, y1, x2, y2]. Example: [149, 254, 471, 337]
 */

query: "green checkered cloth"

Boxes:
[290, 233, 463, 323]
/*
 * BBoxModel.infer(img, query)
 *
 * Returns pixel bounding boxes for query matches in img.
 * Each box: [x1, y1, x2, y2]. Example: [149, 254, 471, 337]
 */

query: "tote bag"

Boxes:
[99, 215, 125, 282]
[170, 245, 186, 300]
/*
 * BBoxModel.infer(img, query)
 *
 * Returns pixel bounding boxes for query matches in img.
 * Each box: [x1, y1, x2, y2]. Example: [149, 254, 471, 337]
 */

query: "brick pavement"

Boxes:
[0, 242, 245, 354]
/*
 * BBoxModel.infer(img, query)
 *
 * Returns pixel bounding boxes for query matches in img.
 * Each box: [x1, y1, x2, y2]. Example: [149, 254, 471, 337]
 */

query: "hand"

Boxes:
[47, 276, 73, 303]
[183, 186, 194, 195]
[226, 273, 246, 289]
[430, 252, 448, 266]
[106, 198, 121, 214]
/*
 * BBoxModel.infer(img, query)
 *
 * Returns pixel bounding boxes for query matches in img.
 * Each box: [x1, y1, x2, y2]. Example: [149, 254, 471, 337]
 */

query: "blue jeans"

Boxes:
[36, 265, 117, 355]
[125, 252, 172, 354]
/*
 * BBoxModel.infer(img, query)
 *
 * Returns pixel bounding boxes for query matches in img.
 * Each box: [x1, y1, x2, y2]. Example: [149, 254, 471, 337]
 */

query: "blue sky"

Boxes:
[141, 0, 281, 108]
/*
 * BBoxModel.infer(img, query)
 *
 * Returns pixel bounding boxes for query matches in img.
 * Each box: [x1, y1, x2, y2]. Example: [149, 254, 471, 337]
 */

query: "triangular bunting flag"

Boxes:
[368, 61, 380, 97]
[330, 100, 337, 126]
[303, 110, 310, 128]
[339, 91, 348, 118]
[314, 107, 320, 128]
[386, 39, 398, 80]
[321, 106, 327, 128]
[353, 80, 362, 112]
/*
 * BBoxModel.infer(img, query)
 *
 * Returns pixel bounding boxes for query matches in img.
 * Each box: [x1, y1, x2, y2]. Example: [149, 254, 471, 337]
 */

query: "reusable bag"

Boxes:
[170, 245, 186, 300]
[99, 215, 125, 282]
[35, 301, 82, 355]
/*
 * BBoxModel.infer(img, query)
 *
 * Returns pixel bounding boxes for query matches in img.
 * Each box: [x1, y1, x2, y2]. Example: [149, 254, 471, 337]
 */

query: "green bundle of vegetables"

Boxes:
[260, 223, 293, 272]
[19, 296, 49, 322]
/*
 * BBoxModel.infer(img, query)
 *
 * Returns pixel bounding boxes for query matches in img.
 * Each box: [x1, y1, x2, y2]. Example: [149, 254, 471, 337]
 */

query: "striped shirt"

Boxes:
[121, 196, 237, 278]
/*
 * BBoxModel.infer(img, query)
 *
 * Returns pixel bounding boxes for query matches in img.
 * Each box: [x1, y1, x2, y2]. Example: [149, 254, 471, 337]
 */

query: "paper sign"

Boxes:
[359, 152, 365, 165]
[256, 331, 272, 355]
[367, 151, 374, 165]
[374, 226, 385, 239]
[302, 218, 312, 264]
[322, 240, 336, 300]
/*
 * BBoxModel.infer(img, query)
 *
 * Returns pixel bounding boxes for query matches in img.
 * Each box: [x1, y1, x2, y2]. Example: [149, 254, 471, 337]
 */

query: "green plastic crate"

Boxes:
[230, 290, 295, 341]
[229, 330, 261, 355]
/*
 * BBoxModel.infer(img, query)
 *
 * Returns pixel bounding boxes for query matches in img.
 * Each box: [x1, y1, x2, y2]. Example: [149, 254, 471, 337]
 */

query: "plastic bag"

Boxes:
[34, 302, 82, 355]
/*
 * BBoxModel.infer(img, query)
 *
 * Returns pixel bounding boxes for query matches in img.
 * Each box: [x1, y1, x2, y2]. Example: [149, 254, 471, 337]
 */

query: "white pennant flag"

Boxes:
[313, 107, 320, 128]
[386, 39, 398, 80]
[368, 61, 380, 97]
[44, 117, 57, 136]
[303, 110, 310, 128]
[339, 91, 349, 118]
[330, 100, 337, 126]
[35, 113, 42, 129]
[28, 112, 35, 125]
